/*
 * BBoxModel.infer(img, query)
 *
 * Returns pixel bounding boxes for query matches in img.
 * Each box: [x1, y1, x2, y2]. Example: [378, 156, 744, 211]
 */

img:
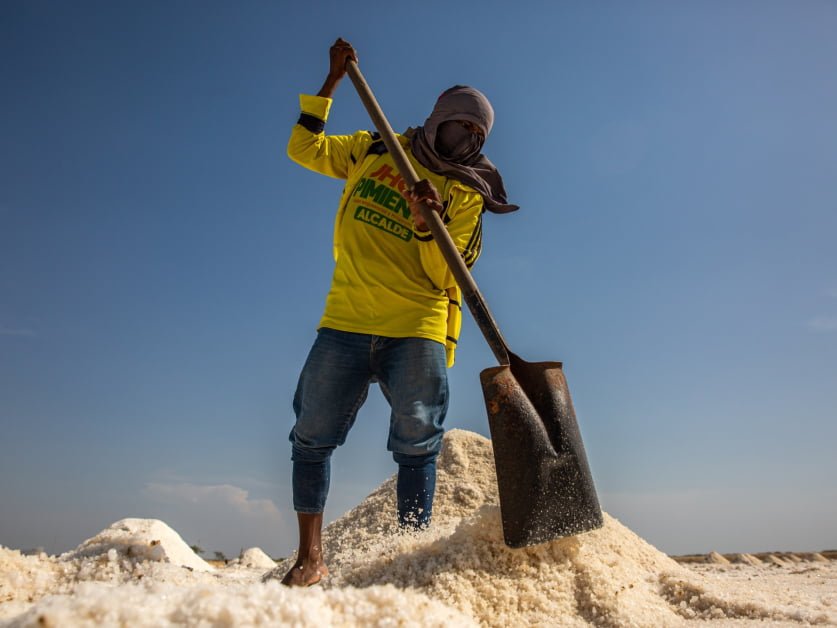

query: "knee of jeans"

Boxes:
[389, 417, 444, 460]
[290, 429, 335, 463]
[289, 415, 346, 449]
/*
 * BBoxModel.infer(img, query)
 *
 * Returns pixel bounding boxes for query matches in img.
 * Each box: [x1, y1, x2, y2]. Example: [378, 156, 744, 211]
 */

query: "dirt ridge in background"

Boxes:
[671, 550, 836, 564]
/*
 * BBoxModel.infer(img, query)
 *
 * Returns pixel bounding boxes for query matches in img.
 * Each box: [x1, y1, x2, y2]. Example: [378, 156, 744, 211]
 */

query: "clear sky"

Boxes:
[2, 0, 835, 559]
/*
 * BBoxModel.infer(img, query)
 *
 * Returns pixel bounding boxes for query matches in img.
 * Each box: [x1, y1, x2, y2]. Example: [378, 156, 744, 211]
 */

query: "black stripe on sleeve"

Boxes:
[462, 216, 483, 269]
[297, 113, 325, 134]
[464, 220, 480, 252]
[464, 237, 482, 268]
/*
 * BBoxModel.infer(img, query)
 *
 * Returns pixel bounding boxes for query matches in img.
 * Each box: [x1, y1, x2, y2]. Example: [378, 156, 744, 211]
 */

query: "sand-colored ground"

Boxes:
[1, 430, 834, 627]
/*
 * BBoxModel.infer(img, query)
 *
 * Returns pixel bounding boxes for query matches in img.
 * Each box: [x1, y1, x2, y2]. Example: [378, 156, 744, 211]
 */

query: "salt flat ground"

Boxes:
[2, 431, 834, 626]
[681, 561, 836, 626]
[2, 545, 833, 627]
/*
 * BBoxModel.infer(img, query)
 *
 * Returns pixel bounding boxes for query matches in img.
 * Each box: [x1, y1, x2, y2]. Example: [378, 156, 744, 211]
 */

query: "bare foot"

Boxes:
[280, 556, 329, 587]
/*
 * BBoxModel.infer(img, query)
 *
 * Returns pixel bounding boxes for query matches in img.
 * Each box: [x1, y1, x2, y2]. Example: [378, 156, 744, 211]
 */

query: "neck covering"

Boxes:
[409, 85, 519, 214]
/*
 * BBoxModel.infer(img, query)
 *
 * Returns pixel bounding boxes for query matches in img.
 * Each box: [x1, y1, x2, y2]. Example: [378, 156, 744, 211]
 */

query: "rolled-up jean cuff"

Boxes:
[293, 505, 324, 514]
[292, 500, 327, 513]
[291, 442, 332, 463]
[393, 451, 438, 467]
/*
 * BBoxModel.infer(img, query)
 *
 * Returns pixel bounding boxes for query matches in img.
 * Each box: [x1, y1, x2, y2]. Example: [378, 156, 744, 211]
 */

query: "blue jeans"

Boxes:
[289, 328, 448, 528]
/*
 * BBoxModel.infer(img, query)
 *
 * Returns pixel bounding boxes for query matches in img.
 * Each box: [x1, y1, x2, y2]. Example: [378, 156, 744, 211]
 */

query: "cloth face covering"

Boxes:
[434, 121, 484, 164]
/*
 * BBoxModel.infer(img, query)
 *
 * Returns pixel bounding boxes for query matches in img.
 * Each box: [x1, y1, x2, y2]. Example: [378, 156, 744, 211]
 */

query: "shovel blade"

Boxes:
[480, 354, 603, 547]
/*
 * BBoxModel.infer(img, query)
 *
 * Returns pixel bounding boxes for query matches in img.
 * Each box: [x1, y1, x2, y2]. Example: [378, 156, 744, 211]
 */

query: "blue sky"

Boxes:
[2, 1, 835, 558]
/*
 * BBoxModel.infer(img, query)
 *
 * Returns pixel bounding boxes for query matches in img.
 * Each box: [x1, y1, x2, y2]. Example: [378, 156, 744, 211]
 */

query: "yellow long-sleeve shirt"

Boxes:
[288, 94, 483, 366]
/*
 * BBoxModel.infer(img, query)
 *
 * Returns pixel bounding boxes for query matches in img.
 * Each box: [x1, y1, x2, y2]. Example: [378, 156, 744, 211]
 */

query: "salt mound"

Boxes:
[765, 554, 791, 567]
[61, 518, 212, 573]
[319, 430, 692, 625]
[706, 551, 730, 565]
[732, 553, 762, 566]
[233, 547, 277, 570]
[267, 429, 825, 626]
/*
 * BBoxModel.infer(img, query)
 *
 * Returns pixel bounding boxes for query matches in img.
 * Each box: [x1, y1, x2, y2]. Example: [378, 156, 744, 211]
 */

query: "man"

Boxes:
[281, 39, 517, 587]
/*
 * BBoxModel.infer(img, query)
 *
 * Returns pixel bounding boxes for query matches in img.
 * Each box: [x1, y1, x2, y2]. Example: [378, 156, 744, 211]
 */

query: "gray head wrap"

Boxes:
[409, 86, 519, 214]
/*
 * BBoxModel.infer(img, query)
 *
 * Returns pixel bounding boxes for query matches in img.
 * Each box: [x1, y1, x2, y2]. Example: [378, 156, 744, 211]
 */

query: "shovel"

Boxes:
[346, 60, 603, 547]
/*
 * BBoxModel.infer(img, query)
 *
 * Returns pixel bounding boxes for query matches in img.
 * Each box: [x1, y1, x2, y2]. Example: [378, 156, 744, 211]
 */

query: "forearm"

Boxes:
[317, 73, 343, 99]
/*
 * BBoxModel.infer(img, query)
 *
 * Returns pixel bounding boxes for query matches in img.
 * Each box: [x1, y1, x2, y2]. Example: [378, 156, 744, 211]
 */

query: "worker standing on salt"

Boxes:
[281, 38, 517, 586]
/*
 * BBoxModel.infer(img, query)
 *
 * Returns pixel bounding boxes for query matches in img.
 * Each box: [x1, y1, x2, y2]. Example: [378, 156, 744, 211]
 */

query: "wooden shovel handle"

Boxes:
[345, 60, 510, 366]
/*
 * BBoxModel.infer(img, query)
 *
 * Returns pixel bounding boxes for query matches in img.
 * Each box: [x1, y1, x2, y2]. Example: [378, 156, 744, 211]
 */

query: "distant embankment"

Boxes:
[671, 550, 837, 565]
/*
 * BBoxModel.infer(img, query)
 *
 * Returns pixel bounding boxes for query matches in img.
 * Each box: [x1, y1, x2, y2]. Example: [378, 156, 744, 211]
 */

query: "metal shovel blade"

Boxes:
[481, 353, 603, 547]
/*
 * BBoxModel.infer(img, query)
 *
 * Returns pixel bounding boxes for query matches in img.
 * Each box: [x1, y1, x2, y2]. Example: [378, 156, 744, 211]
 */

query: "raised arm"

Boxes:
[287, 39, 360, 180]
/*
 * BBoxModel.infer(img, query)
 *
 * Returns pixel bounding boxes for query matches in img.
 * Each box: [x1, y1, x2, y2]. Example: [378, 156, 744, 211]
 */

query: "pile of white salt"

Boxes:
[269, 429, 834, 625]
[2, 429, 834, 626]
